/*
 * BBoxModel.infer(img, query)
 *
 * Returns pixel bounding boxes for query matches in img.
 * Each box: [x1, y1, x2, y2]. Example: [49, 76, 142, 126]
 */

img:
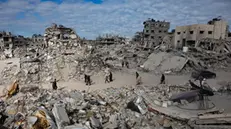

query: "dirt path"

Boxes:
[39, 70, 230, 91]
[0, 67, 230, 94]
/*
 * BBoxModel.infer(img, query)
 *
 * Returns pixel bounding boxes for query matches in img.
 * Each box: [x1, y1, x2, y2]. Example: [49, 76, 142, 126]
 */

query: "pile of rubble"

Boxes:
[95, 44, 150, 69]
[141, 47, 231, 74]
[44, 23, 81, 48]
[0, 84, 190, 129]
[17, 45, 105, 84]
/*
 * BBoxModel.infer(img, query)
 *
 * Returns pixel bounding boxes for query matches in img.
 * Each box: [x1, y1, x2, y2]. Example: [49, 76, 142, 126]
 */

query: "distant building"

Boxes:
[14, 35, 30, 48]
[0, 31, 30, 50]
[132, 32, 143, 43]
[174, 18, 229, 49]
[0, 31, 14, 50]
[96, 34, 126, 45]
[143, 18, 170, 48]
[32, 34, 44, 42]
[44, 23, 81, 47]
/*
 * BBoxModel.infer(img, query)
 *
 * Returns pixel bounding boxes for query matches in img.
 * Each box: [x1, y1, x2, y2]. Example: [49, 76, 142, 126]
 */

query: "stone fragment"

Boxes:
[90, 116, 103, 129]
[52, 104, 70, 129]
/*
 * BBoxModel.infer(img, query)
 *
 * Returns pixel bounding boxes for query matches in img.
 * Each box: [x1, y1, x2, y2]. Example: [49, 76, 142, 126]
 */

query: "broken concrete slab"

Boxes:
[52, 104, 70, 129]
[64, 125, 87, 129]
[143, 52, 188, 72]
[90, 116, 103, 129]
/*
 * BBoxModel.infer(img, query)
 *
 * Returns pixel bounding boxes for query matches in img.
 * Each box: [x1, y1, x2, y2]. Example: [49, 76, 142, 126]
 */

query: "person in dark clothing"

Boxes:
[136, 72, 139, 79]
[52, 79, 58, 90]
[125, 61, 129, 68]
[122, 61, 124, 67]
[84, 74, 87, 83]
[109, 72, 113, 82]
[86, 75, 91, 86]
[160, 74, 165, 84]
[136, 72, 142, 85]
[105, 75, 109, 83]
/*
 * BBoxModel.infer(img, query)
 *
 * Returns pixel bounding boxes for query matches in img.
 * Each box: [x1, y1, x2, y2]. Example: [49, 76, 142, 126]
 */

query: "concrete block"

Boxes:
[52, 104, 70, 129]
[64, 125, 86, 129]
[162, 102, 168, 108]
[90, 116, 102, 129]
[154, 100, 162, 106]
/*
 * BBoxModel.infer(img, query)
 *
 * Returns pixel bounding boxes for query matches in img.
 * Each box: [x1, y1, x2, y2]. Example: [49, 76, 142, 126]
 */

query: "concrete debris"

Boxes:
[143, 52, 188, 73]
[44, 23, 81, 48]
[1, 21, 231, 129]
[52, 104, 70, 129]
[0, 85, 190, 129]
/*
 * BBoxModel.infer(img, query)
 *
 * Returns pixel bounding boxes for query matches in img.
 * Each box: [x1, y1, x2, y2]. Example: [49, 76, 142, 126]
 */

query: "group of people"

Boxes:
[50, 65, 167, 90]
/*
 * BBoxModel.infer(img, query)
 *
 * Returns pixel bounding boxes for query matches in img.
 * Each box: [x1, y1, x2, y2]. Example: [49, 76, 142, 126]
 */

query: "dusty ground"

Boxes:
[0, 58, 230, 93]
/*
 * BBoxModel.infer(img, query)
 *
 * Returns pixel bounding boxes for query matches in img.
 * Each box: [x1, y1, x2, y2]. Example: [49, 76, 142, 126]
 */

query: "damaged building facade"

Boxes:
[0, 31, 30, 50]
[0, 31, 14, 50]
[174, 18, 229, 49]
[44, 23, 81, 48]
[32, 34, 44, 43]
[143, 18, 170, 48]
[96, 34, 127, 45]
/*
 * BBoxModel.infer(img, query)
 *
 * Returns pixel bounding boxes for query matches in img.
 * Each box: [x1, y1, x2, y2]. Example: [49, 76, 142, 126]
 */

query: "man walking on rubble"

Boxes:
[86, 75, 91, 86]
[125, 61, 129, 68]
[136, 71, 142, 85]
[109, 71, 113, 82]
[104, 66, 111, 83]
[85, 69, 92, 86]
[136, 72, 139, 79]
[51, 78, 58, 90]
[122, 60, 124, 67]
[160, 74, 165, 84]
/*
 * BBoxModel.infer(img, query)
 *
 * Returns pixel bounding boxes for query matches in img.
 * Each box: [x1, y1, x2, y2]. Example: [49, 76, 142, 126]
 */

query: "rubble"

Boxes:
[1, 20, 231, 129]
[0, 85, 191, 129]
[44, 23, 81, 48]
[143, 52, 188, 73]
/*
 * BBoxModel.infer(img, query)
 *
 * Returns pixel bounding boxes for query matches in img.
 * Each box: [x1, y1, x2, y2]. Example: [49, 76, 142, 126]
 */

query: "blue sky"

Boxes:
[0, 0, 231, 39]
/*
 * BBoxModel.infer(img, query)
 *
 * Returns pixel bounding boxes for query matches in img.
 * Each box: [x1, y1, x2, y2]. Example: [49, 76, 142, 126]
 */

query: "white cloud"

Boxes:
[0, 0, 230, 39]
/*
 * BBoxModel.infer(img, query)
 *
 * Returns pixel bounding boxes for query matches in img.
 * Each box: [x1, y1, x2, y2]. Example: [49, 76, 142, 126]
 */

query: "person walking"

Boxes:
[87, 75, 91, 86]
[136, 71, 142, 85]
[109, 71, 113, 82]
[52, 78, 58, 90]
[104, 67, 110, 83]
[136, 72, 139, 79]
[160, 74, 165, 84]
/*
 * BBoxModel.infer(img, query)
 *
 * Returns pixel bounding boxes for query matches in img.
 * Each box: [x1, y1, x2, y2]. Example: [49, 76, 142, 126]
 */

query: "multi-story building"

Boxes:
[143, 18, 170, 48]
[0, 31, 14, 50]
[32, 34, 44, 42]
[44, 23, 81, 47]
[174, 18, 229, 49]
[0, 31, 30, 50]
[96, 34, 126, 45]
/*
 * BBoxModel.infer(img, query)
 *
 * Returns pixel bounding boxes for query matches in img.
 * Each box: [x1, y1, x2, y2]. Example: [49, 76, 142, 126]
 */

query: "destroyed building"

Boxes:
[32, 34, 44, 43]
[0, 32, 30, 50]
[44, 23, 81, 48]
[174, 17, 229, 49]
[132, 31, 143, 44]
[14, 35, 30, 48]
[96, 34, 126, 45]
[0, 31, 14, 50]
[143, 18, 170, 48]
